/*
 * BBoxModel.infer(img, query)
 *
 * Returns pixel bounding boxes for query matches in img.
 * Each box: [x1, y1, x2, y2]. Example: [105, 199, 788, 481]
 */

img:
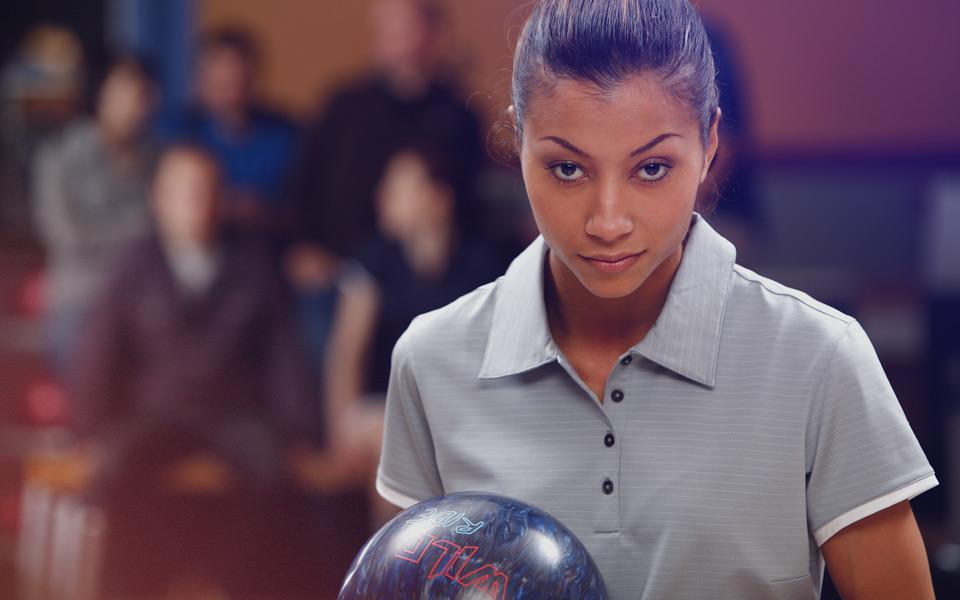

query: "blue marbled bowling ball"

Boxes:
[338, 492, 608, 599]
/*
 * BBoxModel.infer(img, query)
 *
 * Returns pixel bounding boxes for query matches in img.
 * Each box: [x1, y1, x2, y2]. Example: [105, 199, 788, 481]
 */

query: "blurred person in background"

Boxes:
[162, 27, 299, 239]
[286, 0, 485, 268]
[69, 144, 317, 510]
[699, 19, 762, 266]
[32, 54, 157, 371]
[1, 25, 86, 235]
[317, 144, 502, 524]
[284, 0, 487, 390]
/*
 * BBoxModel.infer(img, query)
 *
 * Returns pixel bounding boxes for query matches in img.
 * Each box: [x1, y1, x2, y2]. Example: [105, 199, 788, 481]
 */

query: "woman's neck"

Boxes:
[545, 244, 684, 353]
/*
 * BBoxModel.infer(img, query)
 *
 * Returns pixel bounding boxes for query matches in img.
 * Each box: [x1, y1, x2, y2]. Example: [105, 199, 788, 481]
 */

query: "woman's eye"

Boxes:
[550, 162, 585, 182]
[637, 163, 670, 182]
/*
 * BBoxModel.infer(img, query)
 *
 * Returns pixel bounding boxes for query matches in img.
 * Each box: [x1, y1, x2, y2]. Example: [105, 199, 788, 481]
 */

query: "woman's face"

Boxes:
[97, 68, 153, 142]
[519, 73, 718, 300]
[376, 152, 451, 241]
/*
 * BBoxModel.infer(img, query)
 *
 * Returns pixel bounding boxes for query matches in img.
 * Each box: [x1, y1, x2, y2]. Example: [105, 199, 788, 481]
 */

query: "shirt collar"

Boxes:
[478, 233, 557, 378]
[478, 214, 737, 387]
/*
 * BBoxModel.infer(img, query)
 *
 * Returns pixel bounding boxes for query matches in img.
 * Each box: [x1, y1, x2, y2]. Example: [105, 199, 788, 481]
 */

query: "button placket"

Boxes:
[599, 385, 621, 511]
[596, 356, 631, 533]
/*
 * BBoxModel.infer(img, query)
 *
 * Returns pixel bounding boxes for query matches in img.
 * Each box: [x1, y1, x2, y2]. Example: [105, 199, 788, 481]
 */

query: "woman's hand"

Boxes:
[821, 500, 935, 599]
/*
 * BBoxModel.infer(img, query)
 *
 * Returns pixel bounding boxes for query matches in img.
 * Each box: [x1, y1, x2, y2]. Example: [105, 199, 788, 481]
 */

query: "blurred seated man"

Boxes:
[69, 144, 318, 506]
[33, 54, 157, 371]
[162, 27, 299, 239]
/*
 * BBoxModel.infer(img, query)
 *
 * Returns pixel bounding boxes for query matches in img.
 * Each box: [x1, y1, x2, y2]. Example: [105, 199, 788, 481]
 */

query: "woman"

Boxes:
[375, 1, 937, 598]
[323, 144, 503, 521]
[33, 54, 157, 370]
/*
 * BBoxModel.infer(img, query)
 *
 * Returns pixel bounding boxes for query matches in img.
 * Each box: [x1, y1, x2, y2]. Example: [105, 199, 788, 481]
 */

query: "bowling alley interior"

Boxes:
[1, 0, 959, 598]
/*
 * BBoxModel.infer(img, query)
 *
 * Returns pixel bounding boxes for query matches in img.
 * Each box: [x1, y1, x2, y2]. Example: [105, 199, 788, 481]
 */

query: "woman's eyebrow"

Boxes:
[540, 136, 591, 159]
[539, 132, 682, 159]
[629, 133, 682, 157]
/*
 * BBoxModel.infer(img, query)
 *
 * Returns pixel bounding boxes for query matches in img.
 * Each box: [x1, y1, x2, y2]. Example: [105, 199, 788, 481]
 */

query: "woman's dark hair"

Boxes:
[400, 142, 460, 194]
[390, 141, 474, 232]
[511, 0, 719, 145]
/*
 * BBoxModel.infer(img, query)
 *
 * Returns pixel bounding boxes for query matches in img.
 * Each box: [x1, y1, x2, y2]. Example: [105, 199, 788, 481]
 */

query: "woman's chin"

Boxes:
[577, 273, 648, 300]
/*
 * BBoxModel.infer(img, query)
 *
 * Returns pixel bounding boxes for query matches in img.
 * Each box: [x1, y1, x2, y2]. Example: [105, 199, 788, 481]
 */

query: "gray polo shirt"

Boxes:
[377, 214, 937, 599]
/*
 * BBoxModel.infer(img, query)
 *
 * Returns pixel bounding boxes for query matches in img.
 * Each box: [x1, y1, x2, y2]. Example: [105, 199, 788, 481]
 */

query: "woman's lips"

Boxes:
[581, 251, 644, 274]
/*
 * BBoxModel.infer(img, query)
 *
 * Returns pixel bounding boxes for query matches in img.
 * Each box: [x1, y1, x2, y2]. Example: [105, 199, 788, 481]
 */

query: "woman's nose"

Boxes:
[584, 180, 634, 242]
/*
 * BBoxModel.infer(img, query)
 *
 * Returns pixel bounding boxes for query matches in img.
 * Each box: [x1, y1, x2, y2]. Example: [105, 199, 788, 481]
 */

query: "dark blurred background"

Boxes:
[0, 1, 958, 599]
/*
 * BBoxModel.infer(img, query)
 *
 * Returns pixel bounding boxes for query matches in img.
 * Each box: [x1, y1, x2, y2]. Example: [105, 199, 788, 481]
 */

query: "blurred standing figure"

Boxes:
[699, 19, 762, 266]
[33, 55, 157, 371]
[163, 27, 299, 238]
[2, 25, 86, 236]
[288, 0, 483, 261]
[285, 0, 485, 381]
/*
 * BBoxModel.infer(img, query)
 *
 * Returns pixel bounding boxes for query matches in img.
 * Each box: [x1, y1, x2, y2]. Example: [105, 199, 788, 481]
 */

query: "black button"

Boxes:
[604, 433, 615, 447]
[602, 479, 615, 495]
[620, 355, 633, 366]
[611, 389, 624, 403]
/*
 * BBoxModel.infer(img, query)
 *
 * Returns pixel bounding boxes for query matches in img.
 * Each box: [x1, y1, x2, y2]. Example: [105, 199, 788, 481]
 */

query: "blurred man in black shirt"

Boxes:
[287, 0, 483, 260]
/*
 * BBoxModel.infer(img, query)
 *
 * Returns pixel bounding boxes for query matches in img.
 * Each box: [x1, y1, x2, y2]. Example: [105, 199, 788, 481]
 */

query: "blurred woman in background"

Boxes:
[32, 54, 157, 371]
[322, 144, 502, 523]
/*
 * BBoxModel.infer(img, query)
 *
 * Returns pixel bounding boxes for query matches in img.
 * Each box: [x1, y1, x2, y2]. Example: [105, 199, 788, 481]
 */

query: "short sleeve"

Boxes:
[376, 331, 444, 508]
[805, 320, 937, 546]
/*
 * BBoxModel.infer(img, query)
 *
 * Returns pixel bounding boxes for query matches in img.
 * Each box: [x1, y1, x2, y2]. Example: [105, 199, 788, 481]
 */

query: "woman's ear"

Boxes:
[701, 107, 721, 183]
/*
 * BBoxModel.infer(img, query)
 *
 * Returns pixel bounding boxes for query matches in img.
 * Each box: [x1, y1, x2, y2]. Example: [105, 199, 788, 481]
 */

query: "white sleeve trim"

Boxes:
[813, 473, 939, 546]
[375, 475, 422, 509]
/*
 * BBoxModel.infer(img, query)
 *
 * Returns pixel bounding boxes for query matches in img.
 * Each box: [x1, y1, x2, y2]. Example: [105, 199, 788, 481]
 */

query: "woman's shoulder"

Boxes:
[393, 277, 503, 364]
[726, 262, 854, 345]
[38, 120, 98, 164]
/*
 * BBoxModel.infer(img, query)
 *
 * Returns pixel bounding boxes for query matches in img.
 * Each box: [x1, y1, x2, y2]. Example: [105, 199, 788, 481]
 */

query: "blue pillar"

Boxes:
[106, 0, 195, 112]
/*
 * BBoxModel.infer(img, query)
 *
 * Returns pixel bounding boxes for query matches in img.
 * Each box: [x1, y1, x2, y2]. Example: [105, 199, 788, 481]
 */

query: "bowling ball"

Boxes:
[339, 491, 608, 599]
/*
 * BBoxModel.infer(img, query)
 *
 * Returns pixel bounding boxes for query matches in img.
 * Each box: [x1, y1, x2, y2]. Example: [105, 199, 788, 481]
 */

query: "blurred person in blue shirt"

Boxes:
[162, 27, 299, 239]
